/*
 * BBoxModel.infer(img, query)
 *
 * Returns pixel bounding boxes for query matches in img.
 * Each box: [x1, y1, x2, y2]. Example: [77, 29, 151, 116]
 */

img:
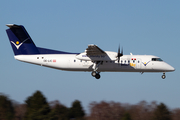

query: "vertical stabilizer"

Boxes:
[6, 24, 39, 55]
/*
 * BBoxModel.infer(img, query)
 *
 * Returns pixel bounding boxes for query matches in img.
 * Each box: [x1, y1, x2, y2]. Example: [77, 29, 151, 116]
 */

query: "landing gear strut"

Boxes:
[91, 61, 102, 79]
[162, 73, 166, 79]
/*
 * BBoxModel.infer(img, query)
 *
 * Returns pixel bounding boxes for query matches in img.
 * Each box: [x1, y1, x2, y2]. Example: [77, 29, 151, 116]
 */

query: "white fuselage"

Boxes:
[14, 52, 175, 73]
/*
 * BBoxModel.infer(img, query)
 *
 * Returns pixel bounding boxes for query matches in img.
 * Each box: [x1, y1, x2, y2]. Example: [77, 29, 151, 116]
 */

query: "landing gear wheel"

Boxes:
[95, 73, 101, 79]
[91, 71, 96, 77]
[162, 75, 166, 79]
[162, 73, 166, 79]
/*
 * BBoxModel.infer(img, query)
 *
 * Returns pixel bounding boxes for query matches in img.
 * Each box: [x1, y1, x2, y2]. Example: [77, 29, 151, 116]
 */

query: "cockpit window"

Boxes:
[152, 58, 163, 61]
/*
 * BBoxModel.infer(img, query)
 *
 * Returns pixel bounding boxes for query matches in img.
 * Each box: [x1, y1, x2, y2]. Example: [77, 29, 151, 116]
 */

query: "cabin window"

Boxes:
[74, 60, 76, 62]
[128, 60, 130, 63]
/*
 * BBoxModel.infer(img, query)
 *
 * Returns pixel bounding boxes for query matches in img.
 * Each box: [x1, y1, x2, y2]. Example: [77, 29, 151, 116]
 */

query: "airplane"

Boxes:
[6, 24, 175, 79]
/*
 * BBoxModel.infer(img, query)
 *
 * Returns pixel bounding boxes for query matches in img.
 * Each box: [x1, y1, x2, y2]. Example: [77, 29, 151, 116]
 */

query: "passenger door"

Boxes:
[136, 58, 141, 69]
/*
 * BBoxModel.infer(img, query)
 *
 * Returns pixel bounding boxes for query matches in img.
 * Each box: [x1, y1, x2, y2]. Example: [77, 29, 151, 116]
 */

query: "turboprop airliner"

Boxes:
[6, 24, 175, 79]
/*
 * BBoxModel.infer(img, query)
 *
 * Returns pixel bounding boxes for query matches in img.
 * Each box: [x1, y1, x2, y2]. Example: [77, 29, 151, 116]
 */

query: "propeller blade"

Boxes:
[121, 46, 123, 56]
[117, 45, 123, 63]
[118, 45, 120, 56]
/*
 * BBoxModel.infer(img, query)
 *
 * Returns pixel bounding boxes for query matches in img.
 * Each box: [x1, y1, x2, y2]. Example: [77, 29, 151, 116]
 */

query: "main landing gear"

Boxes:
[162, 73, 166, 79]
[91, 71, 101, 79]
[91, 61, 102, 79]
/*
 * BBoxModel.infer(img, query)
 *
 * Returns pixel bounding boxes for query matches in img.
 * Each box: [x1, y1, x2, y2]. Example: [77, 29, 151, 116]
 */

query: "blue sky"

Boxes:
[0, 1, 179, 112]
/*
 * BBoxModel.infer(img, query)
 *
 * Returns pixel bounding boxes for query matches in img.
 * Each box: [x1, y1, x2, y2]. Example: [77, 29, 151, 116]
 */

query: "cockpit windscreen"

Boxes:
[152, 58, 163, 61]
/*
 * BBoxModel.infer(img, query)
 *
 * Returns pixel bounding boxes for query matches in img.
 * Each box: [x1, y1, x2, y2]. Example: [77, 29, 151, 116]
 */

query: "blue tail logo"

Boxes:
[11, 38, 30, 49]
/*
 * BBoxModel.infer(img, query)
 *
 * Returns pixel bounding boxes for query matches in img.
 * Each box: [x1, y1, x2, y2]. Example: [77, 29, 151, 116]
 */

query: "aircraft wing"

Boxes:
[76, 44, 115, 61]
[86, 44, 106, 56]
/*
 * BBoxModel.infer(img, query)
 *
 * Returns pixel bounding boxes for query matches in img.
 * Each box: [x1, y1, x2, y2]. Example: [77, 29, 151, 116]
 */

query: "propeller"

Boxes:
[117, 45, 123, 63]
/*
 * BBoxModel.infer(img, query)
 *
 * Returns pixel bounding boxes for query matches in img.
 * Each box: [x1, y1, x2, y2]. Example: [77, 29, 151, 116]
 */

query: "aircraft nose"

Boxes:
[166, 64, 175, 72]
[170, 66, 175, 71]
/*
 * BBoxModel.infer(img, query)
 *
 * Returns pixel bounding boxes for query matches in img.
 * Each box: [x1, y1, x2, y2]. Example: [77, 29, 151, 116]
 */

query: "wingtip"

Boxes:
[88, 44, 97, 47]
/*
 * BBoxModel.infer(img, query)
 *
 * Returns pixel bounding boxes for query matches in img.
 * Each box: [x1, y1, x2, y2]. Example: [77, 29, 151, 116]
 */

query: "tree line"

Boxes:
[0, 91, 180, 120]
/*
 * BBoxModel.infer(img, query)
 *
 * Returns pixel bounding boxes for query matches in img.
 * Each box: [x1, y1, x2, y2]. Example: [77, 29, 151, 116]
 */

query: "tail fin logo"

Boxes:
[11, 38, 29, 49]
[16, 41, 19, 45]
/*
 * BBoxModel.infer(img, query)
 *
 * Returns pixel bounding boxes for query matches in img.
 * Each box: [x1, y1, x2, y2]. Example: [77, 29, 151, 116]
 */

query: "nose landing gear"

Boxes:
[162, 73, 166, 79]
